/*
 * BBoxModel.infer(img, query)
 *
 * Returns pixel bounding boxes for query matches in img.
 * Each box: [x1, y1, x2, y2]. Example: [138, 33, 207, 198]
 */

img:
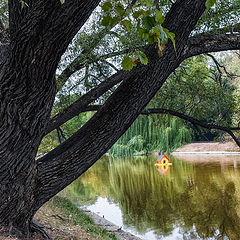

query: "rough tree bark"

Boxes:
[0, 0, 101, 237]
[0, 0, 239, 238]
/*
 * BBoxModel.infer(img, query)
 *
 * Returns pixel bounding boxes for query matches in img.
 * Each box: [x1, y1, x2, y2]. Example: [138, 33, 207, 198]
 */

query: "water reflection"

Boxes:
[61, 155, 240, 240]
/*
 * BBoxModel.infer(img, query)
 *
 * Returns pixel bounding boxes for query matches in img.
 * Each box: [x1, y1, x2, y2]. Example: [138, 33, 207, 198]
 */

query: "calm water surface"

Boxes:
[61, 154, 240, 240]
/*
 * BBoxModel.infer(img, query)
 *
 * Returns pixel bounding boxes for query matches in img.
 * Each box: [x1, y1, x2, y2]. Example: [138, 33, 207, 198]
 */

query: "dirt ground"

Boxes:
[175, 141, 240, 152]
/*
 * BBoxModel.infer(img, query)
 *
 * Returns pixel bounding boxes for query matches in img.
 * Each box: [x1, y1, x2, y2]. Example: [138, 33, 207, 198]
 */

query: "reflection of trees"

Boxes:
[62, 156, 240, 239]
[109, 157, 240, 239]
[179, 172, 240, 240]
[60, 156, 111, 204]
[108, 156, 194, 235]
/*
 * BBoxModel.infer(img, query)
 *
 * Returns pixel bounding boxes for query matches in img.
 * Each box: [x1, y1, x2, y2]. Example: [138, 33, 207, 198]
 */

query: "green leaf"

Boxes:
[101, 15, 111, 26]
[163, 27, 169, 35]
[121, 20, 132, 32]
[101, 2, 113, 12]
[152, 27, 161, 36]
[138, 52, 148, 65]
[144, 0, 151, 7]
[142, 16, 156, 30]
[132, 10, 145, 19]
[115, 3, 125, 16]
[109, 16, 119, 27]
[137, 27, 149, 39]
[205, 0, 216, 10]
[60, 0, 65, 4]
[159, 27, 168, 44]
[168, 32, 176, 49]
[122, 56, 133, 70]
[148, 35, 155, 44]
[155, 10, 165, 24]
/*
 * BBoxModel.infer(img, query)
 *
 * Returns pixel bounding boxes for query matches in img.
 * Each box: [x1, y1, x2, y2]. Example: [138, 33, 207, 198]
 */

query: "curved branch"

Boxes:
[9, 0, 101, 69]
[142, 108, 240, 147]
[206, 53, 240, 78]
[48, 104, 240, 147]
[47, 33, 240, 134]
[56, 47, 139, 91]
[184, 33, 240, 58]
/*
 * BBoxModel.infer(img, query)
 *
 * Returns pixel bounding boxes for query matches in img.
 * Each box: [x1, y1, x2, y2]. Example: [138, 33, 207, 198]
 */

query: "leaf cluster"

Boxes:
[99, 0, 175, 70]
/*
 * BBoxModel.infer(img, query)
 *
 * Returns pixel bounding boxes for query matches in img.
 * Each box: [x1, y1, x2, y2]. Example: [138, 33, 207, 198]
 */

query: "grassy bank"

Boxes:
[35, 196, 117, 239]
[1, 196, 116, 240]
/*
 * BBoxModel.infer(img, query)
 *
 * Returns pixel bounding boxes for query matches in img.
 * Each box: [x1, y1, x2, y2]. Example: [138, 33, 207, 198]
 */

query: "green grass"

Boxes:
[50, 196, 117, 240]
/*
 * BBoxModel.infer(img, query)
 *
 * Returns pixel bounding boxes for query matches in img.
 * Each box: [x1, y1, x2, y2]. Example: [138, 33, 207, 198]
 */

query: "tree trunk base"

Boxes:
[30, 220, 52, 240]
[0, 221, 52, 240]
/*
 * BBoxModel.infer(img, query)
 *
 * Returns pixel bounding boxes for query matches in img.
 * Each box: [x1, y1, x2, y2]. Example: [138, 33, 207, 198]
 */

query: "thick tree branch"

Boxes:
[45, 71, 131, 135]
[48, 34, 240, 133]
[48, 33, 240, 135]
[184, 34, 240, 58]
[8, 0, 101, 74]
[56, 47, 140, 91]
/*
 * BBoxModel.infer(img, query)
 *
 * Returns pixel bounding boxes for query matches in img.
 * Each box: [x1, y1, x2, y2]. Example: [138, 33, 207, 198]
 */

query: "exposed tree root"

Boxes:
[30, 221, 52, 240]
[50, 214, 66, 221]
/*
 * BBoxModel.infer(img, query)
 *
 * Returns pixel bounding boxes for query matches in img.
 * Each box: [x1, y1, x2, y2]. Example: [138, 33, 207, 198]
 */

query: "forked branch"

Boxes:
[45, 70, 132, 134]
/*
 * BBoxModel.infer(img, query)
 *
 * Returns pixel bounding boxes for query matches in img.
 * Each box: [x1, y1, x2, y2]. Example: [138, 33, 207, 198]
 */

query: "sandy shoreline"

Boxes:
[174, 141, 239, 153]
[172, 151, 240, 155]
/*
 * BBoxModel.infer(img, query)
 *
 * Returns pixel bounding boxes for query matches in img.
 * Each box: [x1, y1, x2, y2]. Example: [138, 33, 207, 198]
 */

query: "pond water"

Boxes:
[60, 154, 240, 240]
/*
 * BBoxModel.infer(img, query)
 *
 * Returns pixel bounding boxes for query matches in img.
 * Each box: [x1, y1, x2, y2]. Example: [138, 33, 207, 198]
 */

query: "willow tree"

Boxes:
[0, 0, 240, 238]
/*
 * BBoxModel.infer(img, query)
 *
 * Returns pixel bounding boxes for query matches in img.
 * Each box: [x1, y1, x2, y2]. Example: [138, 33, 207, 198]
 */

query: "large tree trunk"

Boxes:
[0, 24, 61, 233]
[0, 0, 100, 237]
